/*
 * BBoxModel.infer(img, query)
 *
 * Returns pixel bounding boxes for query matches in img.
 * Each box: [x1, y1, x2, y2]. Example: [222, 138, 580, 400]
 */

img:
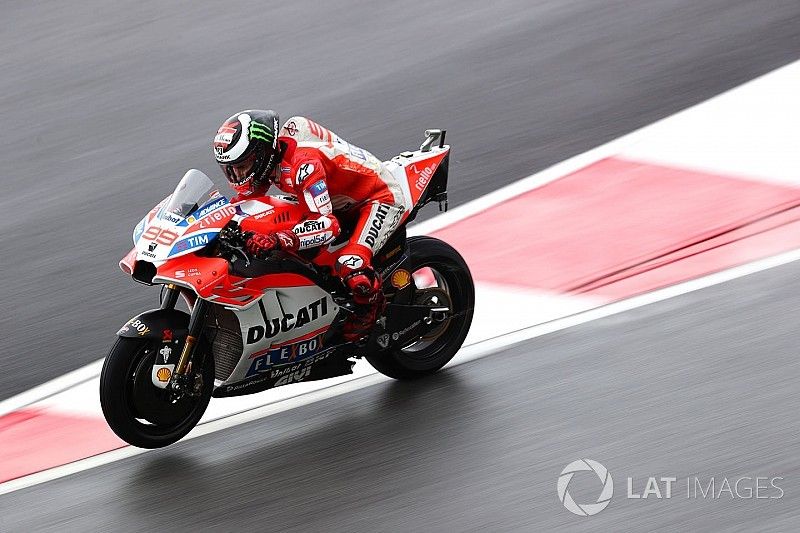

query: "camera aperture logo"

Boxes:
[557, 459, 613, 516]
[557, 459, 785, 517]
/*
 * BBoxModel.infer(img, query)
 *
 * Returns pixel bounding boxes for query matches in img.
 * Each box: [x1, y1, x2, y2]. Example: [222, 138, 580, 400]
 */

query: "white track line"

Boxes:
[3, 244, 800, 496]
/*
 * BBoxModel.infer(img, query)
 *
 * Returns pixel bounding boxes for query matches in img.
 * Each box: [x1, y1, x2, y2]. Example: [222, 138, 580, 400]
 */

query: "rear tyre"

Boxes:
[367, 236, 474, 379]
[100, 337, 214, 448]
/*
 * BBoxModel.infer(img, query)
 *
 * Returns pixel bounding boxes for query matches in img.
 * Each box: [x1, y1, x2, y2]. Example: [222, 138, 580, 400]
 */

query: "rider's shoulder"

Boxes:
[279, 116, 333, 144]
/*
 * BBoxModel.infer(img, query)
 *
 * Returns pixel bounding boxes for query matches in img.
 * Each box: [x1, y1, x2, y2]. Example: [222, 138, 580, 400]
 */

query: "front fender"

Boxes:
[117, 308, 190, 340]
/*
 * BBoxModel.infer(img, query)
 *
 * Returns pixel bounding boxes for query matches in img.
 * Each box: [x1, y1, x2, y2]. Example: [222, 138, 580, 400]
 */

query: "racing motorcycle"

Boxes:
[101, 129, 474, 448]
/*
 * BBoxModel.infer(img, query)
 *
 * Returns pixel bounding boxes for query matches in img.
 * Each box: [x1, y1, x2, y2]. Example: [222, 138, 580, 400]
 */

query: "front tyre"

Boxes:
[367, 236, 475, 379]
[100, 337, 214, 448]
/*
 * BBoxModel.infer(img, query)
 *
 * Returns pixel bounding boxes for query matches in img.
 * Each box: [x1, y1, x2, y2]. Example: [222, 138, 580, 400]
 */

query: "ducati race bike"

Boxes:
[101, 129, 475, 448]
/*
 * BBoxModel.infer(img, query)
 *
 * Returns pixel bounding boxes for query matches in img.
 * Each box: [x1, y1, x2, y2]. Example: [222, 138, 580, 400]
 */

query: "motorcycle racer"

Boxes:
[213, 110, 410, 341]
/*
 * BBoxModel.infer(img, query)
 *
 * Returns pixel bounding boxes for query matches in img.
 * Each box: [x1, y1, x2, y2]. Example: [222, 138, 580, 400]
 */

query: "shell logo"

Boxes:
[391, 269, 411, 289]
[156, 367, 172, 382]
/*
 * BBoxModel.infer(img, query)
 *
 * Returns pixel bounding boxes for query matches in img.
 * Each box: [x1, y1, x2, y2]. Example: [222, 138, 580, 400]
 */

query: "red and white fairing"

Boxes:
[384, 143, 449, 224]
[118, 170, 343, 385]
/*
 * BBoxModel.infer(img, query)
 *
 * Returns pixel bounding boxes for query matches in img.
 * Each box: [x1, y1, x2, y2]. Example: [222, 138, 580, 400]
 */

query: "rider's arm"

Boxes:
[238, 157, 341, 251]
[293, 159, 333, 215]
[284, 157, 341, 250]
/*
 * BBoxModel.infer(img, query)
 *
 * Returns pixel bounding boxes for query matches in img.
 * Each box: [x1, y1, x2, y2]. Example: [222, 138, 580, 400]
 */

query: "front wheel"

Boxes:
[367, 236, 474, 379]
[100, 337, 214, 448]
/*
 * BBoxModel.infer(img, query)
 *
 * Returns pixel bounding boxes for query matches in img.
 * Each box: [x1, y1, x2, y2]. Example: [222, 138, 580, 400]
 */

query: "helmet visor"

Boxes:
[221, 150, 257, 185]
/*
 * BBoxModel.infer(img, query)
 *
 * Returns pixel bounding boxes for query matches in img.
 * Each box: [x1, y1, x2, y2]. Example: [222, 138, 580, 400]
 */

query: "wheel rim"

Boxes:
[396, 264, 461, 363]
[125, 343, 203, 430]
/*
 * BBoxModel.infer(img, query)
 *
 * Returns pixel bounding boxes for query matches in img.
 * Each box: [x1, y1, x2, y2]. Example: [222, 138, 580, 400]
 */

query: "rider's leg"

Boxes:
[335, 201, 405, 341]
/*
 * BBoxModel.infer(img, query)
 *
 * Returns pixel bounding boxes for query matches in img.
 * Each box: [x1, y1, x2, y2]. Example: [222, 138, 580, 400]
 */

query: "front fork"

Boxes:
[161, 284, 208, 396]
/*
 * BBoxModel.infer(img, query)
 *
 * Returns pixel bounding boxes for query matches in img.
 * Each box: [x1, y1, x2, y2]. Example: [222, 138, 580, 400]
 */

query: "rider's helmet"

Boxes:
[213, 110, 280, 196]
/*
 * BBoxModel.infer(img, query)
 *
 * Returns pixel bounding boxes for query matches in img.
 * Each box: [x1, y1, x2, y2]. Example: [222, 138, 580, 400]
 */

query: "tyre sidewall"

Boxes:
[100, 336, 213, 448]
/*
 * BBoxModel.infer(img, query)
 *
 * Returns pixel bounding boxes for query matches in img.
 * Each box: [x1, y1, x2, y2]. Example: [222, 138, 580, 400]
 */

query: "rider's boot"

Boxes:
[341, 269, 384, 342]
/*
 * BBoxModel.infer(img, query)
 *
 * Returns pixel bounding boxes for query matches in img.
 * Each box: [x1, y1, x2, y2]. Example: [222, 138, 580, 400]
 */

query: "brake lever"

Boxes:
[228, 245, 251, 267]
[217, 238, 251, 267]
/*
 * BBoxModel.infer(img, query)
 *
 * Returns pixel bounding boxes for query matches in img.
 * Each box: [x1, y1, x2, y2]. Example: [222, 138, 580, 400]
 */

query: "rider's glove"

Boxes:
[245, 230, 300, 259]
[274, 230, 300, 252]
[344, 270, 383, 304]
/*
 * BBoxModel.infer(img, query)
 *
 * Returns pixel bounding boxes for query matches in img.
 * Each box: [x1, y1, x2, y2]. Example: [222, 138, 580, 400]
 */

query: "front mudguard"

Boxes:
[117, 308, 190, 341]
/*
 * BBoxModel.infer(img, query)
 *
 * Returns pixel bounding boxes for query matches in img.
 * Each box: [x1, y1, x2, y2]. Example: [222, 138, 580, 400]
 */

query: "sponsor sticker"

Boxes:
[363, 203, 392, 248]
[214, 132, 233, 145]
[158, 345, 172, 363]
[299, 232, 333, 249]
[124, 319, 151, 336]
[309, 180, 327, 197]
[246, 297, 329, 345]
[174, 267, 202, 278]
[296, 163, 315, 185]
[269, 349, 335, 380]
[390, 269, 411, 289]
[197, 205, 236, 229]
[162, 211, 183, 224]
[151, 364, 175, 388]
[391, 319, 421, 341]
[412, 163, 436, 191]
[214, 123, 237, 149]
[377, 333, 390, 349]
[293, 219, 328, 235]
[246, 334, 325, 377]
[337, 254, 364, 270]
[169, 232, 215, 256]
[348, 145, 367, 161]
[274, 366, 311, 386]
[191, 198, 229, 221]
[313, 192, 330, 208]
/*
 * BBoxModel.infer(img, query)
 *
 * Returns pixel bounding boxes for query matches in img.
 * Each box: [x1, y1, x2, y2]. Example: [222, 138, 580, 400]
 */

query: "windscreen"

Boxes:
[161, 169, 215, 220]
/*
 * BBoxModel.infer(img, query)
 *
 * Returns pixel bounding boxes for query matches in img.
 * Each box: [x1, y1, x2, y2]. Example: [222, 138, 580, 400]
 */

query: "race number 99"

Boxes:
[142, 226, 179, 245]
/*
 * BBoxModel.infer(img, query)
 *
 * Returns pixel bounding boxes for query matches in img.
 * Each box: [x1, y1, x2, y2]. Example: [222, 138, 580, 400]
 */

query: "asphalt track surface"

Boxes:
[2, 0, 800, 530]
[4, 256, 800, 531]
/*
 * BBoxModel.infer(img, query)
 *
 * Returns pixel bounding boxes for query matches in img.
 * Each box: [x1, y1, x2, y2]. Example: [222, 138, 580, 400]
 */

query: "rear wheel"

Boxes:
[100, 337, 214, 448]
[367, 236, 474, 379]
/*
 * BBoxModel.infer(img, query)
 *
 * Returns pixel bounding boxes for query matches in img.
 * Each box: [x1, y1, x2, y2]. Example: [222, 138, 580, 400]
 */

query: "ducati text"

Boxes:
[246, 297, 329, 344]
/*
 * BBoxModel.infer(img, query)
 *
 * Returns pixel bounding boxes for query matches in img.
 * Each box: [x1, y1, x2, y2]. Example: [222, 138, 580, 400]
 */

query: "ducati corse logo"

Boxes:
[246, 297, 329, 344]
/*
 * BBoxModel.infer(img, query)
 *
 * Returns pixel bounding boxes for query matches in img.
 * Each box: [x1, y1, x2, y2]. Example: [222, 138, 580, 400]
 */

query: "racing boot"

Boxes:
[341, 270, 385, 342]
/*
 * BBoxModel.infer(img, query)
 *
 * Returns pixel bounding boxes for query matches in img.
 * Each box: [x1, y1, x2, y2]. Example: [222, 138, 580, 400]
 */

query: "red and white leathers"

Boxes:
[237, 116, 412, 337]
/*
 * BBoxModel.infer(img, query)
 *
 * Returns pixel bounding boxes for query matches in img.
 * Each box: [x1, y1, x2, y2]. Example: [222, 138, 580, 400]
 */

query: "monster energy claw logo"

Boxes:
[249, 121, 274, 143]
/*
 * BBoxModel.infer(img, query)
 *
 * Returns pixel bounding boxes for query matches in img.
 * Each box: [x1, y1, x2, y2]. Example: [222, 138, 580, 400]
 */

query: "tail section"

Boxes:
[385, 129, 450, 223]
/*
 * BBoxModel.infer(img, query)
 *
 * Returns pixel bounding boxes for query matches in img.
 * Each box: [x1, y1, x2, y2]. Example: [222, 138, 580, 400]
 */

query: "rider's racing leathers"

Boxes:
[238, 117, 412, 338]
